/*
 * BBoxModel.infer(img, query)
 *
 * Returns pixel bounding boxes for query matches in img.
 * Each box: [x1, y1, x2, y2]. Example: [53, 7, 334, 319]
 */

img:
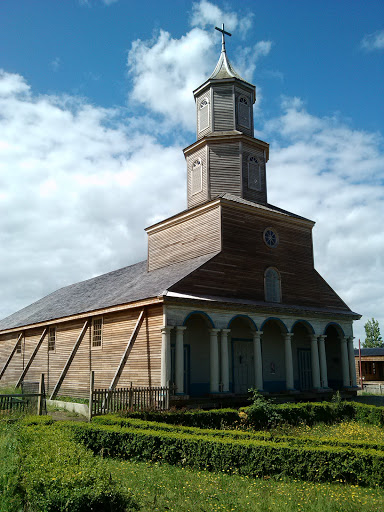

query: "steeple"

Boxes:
[183, 25, 269, 209]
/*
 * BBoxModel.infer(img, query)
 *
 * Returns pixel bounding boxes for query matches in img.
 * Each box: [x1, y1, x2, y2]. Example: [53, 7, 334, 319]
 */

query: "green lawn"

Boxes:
[104, 458, 384, 512]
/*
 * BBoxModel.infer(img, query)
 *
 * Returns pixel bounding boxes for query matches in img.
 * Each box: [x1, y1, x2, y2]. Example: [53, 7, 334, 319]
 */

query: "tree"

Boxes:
[363, 318, 383, 348]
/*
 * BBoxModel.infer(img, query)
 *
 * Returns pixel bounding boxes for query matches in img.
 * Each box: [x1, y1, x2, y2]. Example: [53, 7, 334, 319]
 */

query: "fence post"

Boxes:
[88, 371, 94, 422]
[37, 373, 44, 416]
[166, 381, 170, 410]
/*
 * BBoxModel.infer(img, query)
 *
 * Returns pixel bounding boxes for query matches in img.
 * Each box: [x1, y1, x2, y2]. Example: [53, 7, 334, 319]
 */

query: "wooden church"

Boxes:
[0, 27, 360, 400]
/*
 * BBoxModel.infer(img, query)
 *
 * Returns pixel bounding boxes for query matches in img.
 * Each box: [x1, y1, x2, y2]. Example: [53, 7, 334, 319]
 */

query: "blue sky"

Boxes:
[0, 0, 383, 343]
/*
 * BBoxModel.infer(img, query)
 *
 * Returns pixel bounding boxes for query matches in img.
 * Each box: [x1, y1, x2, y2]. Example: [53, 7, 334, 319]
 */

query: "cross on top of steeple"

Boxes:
[215, 23, 231, 53]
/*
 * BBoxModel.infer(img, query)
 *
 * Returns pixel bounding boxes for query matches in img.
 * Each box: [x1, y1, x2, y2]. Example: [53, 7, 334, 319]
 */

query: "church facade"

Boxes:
[0, 32, 360, 400]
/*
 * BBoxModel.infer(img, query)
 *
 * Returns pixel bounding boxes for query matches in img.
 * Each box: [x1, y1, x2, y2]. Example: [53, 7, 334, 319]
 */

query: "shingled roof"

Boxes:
[0, 252, 219, 332]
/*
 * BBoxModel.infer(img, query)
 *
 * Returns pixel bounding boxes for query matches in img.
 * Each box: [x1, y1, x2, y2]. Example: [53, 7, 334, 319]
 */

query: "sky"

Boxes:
[0, 0, 383, 345]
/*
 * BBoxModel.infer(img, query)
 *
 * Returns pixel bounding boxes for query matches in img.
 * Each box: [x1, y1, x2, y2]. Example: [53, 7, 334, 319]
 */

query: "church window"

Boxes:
[264, 267, 281, 303]
[263, 227, 279, 248]
[191, 159, 203, 195]
[92, 317, 103, 348]
[48, 327, 56, 352]
[238, 95, 251, 128]
[16, 337, 22, 354]
[198, 97, 209, 132]
[248, 156, 261, 191]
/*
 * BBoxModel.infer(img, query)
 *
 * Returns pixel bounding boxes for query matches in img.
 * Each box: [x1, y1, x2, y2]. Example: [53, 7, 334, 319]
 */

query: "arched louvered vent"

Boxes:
[264, 268, 281, 303]
[238, 96, 250, 128]
[198, 98, 209, 132]
[192, 159, 203, 195]
[248, 155, 261, 191]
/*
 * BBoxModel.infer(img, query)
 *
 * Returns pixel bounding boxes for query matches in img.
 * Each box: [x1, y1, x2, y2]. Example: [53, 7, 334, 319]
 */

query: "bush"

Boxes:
[63, 421, 384, 487]
[121, 408, 240, 429]
[246, 390, 282, 428]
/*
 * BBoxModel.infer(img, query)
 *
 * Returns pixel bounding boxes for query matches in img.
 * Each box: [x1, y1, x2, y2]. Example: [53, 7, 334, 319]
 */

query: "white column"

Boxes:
[209, 328, 220, 393]
[161, 326, 172, 387]
[340, 337, 350, 387]
[347, 336, 357, 387]
[221, 329, 230, 393]
[253, 331, 264, 391]
[284, 333, 295, 390]
[318, 335, 329, 388]
[310, 335, 321, 389]
[175, 326, 187, 394]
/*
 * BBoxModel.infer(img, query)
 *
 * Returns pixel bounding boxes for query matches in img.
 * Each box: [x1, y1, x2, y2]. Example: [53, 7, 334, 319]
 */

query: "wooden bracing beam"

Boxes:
[109, 309, 145, 391]
[16, 327, 48, 388]
[50, 319, 89, 399]
[0, 332, 24, 381]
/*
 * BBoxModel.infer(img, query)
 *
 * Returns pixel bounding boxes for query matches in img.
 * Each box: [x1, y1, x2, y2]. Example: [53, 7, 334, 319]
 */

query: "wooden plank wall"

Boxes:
[213, 86, 234, 131]
[209, 142, 241, 198]
[147, 204, 221, 271]
[0, 304, 163, 398]
[170, 202, 350, 312]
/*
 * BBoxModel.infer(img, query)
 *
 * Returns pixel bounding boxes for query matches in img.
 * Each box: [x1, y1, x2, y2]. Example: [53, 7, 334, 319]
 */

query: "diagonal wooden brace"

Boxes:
[16, 328, 48, 388]
[0, 332, 24, 381]
[50, 319, 89, 399]
[109, 309, 145, 391]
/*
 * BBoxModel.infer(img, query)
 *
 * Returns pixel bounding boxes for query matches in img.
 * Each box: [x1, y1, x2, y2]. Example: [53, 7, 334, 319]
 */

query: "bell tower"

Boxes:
[184, 24, 269, 209]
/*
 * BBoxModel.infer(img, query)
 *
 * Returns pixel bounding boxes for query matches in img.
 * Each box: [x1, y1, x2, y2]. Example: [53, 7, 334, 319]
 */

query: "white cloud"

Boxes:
[0, 70, 186, 319]
[265, 97, 384, 344]
[190, 0, 253, 37]
[361, 29, 384, 51]
[50, 57, 61, 72]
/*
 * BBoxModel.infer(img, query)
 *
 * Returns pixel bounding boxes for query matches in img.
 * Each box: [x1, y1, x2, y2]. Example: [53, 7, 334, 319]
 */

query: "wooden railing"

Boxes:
[0, 375, 46, 416]
[90, 385, 175, 418]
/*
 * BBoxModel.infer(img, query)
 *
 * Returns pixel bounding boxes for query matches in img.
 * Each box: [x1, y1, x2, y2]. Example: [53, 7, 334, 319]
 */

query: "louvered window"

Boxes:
[191, 159, 203, 195]
[198, 97, 209, 132]
[16, 337, 22, 354]
[48, 327, 56, 352]
[238, 96, 250, 128]
[265, 268, 281, 303]
[92, 318, 103, 348]
[248, 155, 261, 191]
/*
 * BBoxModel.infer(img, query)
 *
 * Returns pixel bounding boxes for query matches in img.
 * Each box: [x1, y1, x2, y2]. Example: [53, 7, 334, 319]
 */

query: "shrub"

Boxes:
[246, 390, 281, 428]
[63, 421, 384, 487]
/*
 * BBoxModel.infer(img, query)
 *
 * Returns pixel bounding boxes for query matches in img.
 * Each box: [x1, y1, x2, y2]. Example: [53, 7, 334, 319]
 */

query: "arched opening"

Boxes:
[324, 323, 344, 390]
[228, 316, 256, 394]
[177, 312, 213, 396]
[291, 321, 315, 391]
[248, 155, 261, 191]
[198, 97, 209, 132]
[260, 318, 288, 392]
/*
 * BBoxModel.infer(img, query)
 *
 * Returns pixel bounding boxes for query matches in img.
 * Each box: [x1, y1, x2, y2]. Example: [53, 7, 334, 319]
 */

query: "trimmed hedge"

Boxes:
[120, 408, 240, 429]
[63, 421, 384, 487]
[118, 401, 384, 430]
[92, 415, 384, 451]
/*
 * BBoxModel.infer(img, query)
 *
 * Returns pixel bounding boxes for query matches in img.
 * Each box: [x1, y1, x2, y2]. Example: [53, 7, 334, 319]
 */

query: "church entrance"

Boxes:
[232, 340, 254, 394]
[298, 349, 312, 390]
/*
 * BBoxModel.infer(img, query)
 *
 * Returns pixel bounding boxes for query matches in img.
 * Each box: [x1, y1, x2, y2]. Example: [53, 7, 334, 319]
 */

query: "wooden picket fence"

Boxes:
[90, 385, 175, 418]
[0, 375, 46, 415]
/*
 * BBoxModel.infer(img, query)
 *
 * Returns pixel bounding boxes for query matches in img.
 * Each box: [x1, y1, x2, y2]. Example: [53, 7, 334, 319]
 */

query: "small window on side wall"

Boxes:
[198, 97, 209, 132]
[16, 337, 22, 354]
[248, 156, 261, 191]
[191, 159, 203, 195]
[92, 318, 103, 348]
[48, 327, 56, 352]
[264, 267, 281, 303]
[238, 95, 251, 128]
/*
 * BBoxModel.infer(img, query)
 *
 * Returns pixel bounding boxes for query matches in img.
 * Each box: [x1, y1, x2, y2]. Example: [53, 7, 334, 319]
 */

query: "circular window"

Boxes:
[263, 228, 279, 248]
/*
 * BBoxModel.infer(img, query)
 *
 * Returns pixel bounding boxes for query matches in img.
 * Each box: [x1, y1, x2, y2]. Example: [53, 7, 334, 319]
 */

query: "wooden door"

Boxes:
[233, 340, 254, 394]
[298, 349, 312, 390]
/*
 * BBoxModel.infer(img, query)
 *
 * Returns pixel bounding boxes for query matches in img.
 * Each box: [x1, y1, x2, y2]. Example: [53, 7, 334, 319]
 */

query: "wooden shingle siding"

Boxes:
[0, 305, 163, 398]
[242, 143, 267, 204]
[187, 146, 209, 208]
[213, 86, 234, 131]
[147, 204, 221, 271]
[170, 202, 350, 312]
[209, 142, 241, 197]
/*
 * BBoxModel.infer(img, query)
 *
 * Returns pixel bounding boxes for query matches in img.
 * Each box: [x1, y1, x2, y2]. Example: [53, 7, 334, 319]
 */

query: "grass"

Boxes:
[103, 458, 384, 512]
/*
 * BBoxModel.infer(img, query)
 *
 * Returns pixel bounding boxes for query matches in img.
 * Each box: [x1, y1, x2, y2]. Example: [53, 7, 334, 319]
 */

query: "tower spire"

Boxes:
[215, 23, 231, 53]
